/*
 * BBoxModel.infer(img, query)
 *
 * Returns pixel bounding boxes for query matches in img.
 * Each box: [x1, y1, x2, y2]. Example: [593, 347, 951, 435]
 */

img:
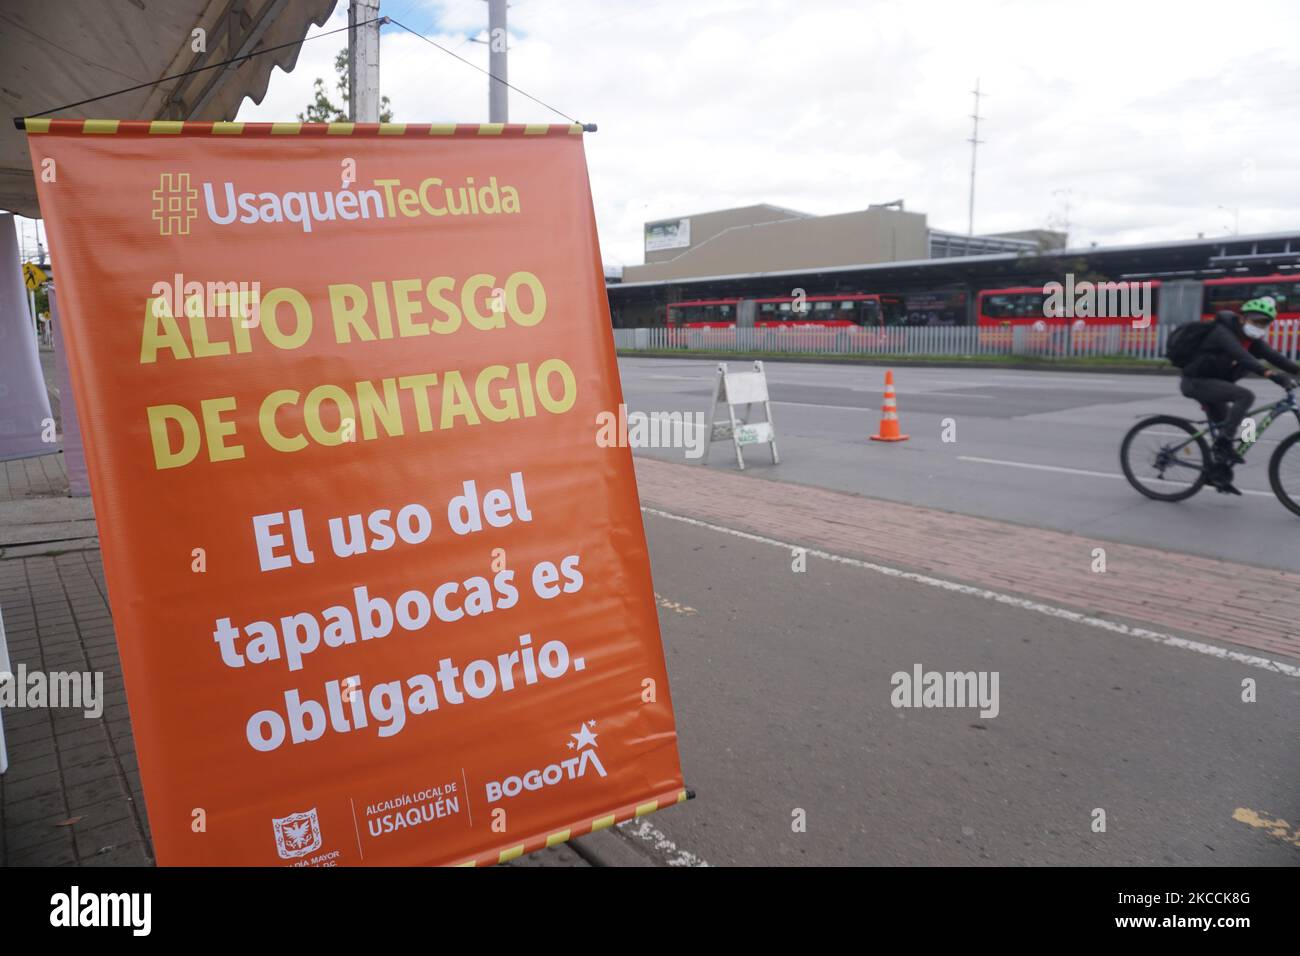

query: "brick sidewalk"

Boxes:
[634, 457, 1300, 663]
[1, 453, 67, 500]
[0, 549, 150, 866]
[0, 446, 148, 866]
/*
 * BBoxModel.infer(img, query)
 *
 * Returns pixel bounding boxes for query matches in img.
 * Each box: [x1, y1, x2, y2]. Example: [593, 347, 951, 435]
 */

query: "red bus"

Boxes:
[976, 283, 1161, 328]
[975, 283, 1163, 351]
[665, 291, 967, 328]
[666, 293, 886, 328]
[1201, 275, 1300, 321]
[664, 298, 741, 327]
[1202, 274, 1300, 355]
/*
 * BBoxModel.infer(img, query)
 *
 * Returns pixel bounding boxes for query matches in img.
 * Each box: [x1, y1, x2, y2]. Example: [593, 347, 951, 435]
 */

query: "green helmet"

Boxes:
[1240, 296, 1278, 321]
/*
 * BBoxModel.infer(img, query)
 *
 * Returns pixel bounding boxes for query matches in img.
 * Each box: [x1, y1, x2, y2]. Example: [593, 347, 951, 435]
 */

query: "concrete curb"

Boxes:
[569, 826, 660, 867]
[616, 350, 1177, 375]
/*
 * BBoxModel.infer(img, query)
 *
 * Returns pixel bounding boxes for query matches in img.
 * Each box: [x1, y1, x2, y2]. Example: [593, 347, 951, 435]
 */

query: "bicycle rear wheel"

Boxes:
[1120, 415, 1210, 501]
[1268, 431, 1300, 516]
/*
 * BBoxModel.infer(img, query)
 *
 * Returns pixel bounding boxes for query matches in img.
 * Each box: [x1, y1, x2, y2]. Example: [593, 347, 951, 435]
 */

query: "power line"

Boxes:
[386, 18, 586, 127]
[384, 21, 486, 114]
[12, 13, 592, 131]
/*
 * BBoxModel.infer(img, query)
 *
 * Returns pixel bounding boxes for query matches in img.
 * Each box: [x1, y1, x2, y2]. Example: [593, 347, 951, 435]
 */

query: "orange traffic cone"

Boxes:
[870, 370, 909, 442]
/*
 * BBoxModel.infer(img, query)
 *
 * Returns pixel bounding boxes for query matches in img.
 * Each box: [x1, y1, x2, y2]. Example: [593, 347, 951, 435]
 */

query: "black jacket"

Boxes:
[1181, 311, 1300, 381]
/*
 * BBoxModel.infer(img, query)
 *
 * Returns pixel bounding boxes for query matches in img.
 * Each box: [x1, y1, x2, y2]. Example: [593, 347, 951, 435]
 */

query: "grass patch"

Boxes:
[616, 349, 1172, 372]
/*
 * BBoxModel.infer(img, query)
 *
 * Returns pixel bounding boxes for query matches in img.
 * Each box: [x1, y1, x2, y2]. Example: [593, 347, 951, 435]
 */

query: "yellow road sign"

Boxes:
[22, 261, 47, 290]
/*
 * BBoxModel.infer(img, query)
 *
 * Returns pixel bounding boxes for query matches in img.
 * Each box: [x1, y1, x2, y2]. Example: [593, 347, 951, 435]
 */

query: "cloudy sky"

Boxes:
[21, 0, 1300, 267]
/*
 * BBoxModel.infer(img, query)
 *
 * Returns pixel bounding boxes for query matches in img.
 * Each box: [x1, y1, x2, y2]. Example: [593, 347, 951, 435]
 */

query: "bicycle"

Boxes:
[1120, 388, 1300, 515]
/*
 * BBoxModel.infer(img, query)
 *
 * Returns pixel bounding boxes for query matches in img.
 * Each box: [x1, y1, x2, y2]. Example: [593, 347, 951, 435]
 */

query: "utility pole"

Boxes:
[1218, 205, 1240, 236]
[1050, 188, 1073, 245]
[348, 0, 381, 122]
[966, 79, 984, 251]
[488, 0, 508, 122]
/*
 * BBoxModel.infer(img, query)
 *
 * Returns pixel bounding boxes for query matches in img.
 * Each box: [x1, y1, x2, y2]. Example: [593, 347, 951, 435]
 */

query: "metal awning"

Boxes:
[0, 0, 338, 217]
[608, 230, 1300, 292]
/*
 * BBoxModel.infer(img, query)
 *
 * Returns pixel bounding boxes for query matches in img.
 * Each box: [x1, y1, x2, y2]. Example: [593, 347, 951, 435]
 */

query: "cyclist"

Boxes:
[1179, 296, 1298, 493]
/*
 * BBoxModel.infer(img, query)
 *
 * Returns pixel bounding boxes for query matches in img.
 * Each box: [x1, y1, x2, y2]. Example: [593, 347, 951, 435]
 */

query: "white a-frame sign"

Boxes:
[702, 361, 780, 470]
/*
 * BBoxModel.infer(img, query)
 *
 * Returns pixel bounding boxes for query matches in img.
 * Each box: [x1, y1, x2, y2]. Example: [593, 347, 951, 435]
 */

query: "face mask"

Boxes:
[1243, 323, 1268, 339]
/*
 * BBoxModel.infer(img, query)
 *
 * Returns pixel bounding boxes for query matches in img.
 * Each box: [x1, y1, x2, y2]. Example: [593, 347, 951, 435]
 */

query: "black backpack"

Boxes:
[1165, 320, 1219, 369]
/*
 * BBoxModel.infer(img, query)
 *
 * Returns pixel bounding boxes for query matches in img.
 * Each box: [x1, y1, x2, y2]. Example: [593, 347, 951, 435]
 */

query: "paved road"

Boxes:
[601, 357, 1300, 867]
[616, 358, 1300, 572]
[610, 508, 1299, 866]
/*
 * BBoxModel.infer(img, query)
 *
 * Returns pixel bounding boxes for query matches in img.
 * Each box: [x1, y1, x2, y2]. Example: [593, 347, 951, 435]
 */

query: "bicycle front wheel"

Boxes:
[1120, 415, 1209, 502]
[1268, 430, 1300, 517]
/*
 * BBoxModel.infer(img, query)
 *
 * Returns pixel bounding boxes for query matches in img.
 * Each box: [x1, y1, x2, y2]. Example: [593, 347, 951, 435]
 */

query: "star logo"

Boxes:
[570, 722, 598, 751]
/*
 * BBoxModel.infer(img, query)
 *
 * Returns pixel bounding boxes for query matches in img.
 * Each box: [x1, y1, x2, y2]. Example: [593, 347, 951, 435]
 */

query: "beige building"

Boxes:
[628, 203, 931, 283]
[625, 203, 1059, 283]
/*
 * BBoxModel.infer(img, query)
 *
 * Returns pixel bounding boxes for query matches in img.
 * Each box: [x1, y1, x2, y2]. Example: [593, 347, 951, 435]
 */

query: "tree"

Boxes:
[298, 49, 393, 123]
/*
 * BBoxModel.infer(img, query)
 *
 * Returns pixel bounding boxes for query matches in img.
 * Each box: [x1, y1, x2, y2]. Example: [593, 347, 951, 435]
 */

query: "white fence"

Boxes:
[614, 324, 1179, 360]
[613, 323, 1300, 362]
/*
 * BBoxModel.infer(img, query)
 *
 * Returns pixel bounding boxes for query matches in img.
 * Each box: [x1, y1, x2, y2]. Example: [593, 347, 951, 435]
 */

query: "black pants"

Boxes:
[1180, 376, 1254, 440]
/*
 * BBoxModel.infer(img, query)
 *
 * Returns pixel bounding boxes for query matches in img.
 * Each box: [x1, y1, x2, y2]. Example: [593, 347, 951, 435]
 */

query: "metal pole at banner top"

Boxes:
[14, 117, 597, 132]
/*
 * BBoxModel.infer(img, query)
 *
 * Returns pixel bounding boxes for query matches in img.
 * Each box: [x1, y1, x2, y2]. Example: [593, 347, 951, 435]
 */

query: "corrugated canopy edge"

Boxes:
[0, 0, 338, 217]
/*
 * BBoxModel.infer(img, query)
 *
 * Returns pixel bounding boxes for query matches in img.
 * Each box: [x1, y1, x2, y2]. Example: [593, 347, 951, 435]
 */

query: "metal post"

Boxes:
[967, 79, 984, 244]
[349, 0, 381, 122]
[488, 0, 508, 123]
[701, 363, 725, 466]
[757, 361, 779, 465]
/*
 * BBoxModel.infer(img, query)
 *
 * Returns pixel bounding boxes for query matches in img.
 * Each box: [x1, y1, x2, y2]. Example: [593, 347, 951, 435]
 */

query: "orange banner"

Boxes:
[26, 120, 683, 866]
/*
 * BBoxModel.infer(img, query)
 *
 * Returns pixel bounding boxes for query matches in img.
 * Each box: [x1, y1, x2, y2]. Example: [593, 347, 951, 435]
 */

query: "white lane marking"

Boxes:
[958, 456, 1138, 480]
[979, 374, 1156, 388]
[773, 400, 865, 411]
[617, 818, 710, 867]
[770, 395, 995, 413]
[622, 412, 708, 433]
[642, 507, 1300, 678]
[956, 455, 1274, 497]
[775, 393, 996, 402]
[626, 398, 852, 412]
[626, 395, 990, 416]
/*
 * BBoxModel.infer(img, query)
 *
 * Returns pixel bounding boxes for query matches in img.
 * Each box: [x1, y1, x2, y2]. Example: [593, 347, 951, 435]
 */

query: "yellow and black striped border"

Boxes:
[451, 786, 688, 867]
[21, 119, 585, 137]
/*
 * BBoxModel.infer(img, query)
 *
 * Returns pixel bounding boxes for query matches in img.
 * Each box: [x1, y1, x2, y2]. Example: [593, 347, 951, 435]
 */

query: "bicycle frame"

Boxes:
[1165, 391, 1300, 459]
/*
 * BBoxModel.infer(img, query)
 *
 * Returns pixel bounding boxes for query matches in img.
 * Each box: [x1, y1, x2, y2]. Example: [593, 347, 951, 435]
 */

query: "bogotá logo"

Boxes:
[152, 172, 199, 236]
[484, 720, 607, 803]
